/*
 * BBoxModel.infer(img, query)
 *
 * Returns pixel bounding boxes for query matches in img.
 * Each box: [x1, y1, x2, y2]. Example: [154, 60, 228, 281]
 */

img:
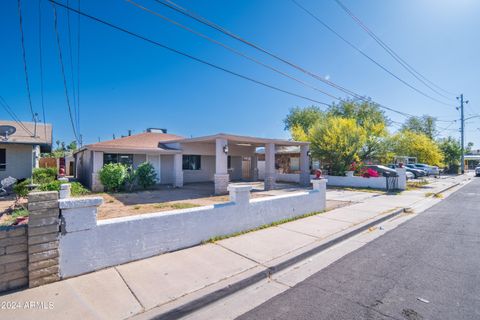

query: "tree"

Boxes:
[327, 99, 389, 128]
[465, 142, 474, 154]
[401, 115, 437, 140]
[389, 130, 443, 166]
[284, 106, 323, 133]
[309, 116, 366, 175]
[437, 136, 461, 173]
[327, 99, 389, 161]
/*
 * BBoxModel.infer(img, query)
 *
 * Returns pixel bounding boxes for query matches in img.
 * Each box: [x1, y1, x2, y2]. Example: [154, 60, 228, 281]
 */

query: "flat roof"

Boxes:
[170, 133, 309, 147]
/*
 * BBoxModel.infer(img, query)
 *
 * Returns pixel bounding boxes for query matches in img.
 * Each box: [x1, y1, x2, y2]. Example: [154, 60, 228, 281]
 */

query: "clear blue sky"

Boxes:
[2, 0, 479, 147]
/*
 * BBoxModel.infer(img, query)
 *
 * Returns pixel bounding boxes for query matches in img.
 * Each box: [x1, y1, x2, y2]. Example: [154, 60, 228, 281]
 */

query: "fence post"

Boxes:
[27, 191, 61, 288]
[228, 185, 252, 205]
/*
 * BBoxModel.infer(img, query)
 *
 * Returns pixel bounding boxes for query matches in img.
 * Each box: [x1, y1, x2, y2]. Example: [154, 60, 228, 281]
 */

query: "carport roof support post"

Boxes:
[214, 138, 229, 195]
[264, 143, 276, 190]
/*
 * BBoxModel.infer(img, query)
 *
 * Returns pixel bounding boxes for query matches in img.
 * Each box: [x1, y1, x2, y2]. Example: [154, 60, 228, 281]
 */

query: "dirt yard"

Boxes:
[91, 182, 349, 220]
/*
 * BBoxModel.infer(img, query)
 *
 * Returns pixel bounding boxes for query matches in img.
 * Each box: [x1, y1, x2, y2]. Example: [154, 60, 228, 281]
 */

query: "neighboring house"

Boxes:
[74, 128, 310, 194]
[0, 120, 52, 181]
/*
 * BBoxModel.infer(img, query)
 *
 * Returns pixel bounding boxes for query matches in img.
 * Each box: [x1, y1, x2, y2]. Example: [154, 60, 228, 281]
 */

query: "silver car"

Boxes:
[475, 166, 480, 177]
[413, 163, 440, 176]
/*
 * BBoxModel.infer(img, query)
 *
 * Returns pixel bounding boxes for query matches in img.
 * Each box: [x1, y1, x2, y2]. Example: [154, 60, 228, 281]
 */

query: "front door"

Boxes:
[146, 154, 161, 183]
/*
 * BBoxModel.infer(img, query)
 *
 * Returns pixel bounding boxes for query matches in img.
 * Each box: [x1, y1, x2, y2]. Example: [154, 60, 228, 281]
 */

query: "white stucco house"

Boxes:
[0, 120, 52, 181]
[74, 128, 310, 194]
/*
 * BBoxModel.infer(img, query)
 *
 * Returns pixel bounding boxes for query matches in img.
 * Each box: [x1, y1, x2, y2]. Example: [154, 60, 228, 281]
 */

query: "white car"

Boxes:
[406, 171, 415, 180]
[413, 163, 440, 176]
[475, 166, 480, 177]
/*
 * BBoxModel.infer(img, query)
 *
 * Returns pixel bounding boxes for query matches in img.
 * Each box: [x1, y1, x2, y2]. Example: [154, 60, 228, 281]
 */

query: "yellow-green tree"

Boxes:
[389, 130, 443, 166]
[309, 116, 366, 175]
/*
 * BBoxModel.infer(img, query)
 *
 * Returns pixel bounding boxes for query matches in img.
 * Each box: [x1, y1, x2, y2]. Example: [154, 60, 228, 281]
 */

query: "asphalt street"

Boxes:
[237, 178, 480, 320]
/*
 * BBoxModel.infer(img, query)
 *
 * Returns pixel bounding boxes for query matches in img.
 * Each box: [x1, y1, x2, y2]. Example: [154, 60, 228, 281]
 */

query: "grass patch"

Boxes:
[433, 193, 443, 198]
[133, 206, 141, 210]
[407, 179, 429, 190]
[153, 202, 200, 210]
[329, 186, 384, 194]
[425, 192, 434, 197]
[0, 208, 29, 226]
[203, 210, 325, 243]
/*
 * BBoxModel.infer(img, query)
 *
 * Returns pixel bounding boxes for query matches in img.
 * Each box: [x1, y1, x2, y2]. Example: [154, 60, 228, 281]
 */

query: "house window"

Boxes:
[0, 149, 5, 171]
[183, 155, 201, 170]
[103, 153, 133, 166]
[290, 157, 300, 171]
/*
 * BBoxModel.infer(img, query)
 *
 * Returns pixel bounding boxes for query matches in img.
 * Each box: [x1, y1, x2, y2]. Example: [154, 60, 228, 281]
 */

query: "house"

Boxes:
[0, 120, 52, 181]
[74, 128, 310, 194]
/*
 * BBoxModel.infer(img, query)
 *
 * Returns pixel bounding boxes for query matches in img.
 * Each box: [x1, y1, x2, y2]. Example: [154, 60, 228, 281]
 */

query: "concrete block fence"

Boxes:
[1, 180, 328, 291]
[59, 180, 327, 278]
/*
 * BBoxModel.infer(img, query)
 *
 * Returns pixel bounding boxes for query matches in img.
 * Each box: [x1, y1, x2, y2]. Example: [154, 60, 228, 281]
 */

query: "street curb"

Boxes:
[433, 182, 460, 196]
[149, 208, 406, 320]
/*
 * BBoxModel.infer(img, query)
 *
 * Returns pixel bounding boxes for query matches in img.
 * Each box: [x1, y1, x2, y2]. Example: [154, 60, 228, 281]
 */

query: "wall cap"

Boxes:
[58, 197, 103, 209]
[227, 185, 253, 192]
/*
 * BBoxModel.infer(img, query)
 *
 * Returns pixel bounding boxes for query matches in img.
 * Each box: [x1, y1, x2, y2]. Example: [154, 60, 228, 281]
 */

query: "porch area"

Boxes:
[169, 133, 311, 195]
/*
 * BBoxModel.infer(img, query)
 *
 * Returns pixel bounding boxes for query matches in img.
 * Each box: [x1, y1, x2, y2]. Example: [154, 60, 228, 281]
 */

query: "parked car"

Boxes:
[405, 164, 428, 176]
[405, 171, 415, 180]
[413, 163, 440, 176]
[365, 165, 398, 177]
[388, 164, 425, 179]
[475, 166, 480, 177]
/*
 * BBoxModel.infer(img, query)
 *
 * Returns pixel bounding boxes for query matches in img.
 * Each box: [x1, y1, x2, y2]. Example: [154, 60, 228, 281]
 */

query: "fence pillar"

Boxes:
[397, 168, 407, 190]
[228, 185, 252, 205]
[27, 191, 61, 288]
[311, 179, 327, 210]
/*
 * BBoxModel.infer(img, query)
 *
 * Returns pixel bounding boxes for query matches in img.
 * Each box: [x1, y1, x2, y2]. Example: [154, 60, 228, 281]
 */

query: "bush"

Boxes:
[32, 167, 57, 184]
[37, 181, 89, 196]
[13, 179, 31, 198]
[99, 163, 127, 192]
[70, 182, 90, 196]
[37, 180, 62, 192]
[123, 167, 137, 192]
[136, 162, 157, 189]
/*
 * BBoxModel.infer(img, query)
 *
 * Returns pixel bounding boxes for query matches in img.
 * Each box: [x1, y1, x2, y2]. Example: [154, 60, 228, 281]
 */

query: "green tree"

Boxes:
[98, 163, 127, 192]
[326, 99, 389, 160]
[283, 106, 323, 133]
[401, 115, 437, 140]
[309, 116, 366, 175]
[389, 130, 443, 166]
[326, 99, 389, 128]
[437, 136, 461, 173]
[136, 162, 157, 189]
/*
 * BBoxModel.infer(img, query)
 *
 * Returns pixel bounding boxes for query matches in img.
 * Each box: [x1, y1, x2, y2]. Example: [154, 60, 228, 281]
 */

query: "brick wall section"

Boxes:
[0, 225, 28, 292]
[27, 191, 61, 288]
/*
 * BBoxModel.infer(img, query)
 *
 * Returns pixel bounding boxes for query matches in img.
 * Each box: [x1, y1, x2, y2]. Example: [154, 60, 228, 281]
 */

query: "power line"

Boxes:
[66, 0, 79, 133]
[49, 0, 331, 107]
[0, 95, 35, 136]
[126, 0, 342, 102]
[290, 0, 455, 108]
[77, 0, 81, 144]
[52, 4, 80, 142]
[151, 0, 437, 119]
[333, 0, 458, 100]
[17, 0, 36, 121]
[38, 0, 47, 141]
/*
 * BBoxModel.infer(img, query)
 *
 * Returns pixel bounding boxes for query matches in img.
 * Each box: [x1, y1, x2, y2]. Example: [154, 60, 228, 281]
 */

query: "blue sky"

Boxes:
[2, 0, 479, 146]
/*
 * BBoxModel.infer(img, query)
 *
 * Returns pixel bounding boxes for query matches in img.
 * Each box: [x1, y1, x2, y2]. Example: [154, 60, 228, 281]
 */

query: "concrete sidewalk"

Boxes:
[0, 174, 472, 320]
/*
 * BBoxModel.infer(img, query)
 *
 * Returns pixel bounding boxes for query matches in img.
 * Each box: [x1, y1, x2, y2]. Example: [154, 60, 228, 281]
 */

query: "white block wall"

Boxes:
[58, 181, 327, 278]
[325, 175, 387, 189]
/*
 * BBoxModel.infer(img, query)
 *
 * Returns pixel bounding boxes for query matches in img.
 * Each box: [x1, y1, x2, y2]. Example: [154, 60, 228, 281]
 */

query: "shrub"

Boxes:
[37, 180, 62, 192]
[99, 163, 127, 192]
[70, 182, 90, 196]
[37, 181, 89, 197]
[136, 162, 157, 189]
[123, 166, 137, 192]
[32, 167, 57, 184]
[13, 179, 31, 198]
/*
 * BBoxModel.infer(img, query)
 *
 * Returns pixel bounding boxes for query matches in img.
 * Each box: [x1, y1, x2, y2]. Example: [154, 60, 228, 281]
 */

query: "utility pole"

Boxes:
[457, 94, 469, 174]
